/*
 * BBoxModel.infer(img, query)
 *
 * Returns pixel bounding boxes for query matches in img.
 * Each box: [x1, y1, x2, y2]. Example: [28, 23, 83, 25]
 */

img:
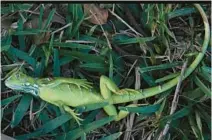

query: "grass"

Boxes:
[1, 3, 211, 140]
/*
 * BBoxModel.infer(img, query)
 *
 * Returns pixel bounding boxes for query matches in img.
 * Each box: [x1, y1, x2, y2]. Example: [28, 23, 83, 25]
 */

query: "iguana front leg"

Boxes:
[38, 77, 92, 89]
[43, 100, 83, 125]
[63, 105, 83, 125]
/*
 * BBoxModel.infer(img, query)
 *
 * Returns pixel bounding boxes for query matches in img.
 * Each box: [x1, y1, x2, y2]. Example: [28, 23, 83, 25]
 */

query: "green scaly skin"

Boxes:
[4, 4, 210, 125]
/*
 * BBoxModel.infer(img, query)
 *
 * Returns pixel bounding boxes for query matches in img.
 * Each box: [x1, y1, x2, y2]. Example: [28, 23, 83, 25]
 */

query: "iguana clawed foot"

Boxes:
[63, 105, 84, 125]
[71, 112, 84, 125]
[72, 79, 93, 89]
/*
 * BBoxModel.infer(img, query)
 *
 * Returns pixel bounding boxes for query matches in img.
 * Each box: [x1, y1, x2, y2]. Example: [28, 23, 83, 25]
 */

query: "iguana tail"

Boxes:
[112, 4, 210, 104]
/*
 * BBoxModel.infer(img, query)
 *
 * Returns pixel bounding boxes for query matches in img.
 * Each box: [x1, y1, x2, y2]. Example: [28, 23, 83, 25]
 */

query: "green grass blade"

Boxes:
[195, 111, 204, 140]
[201, 66, 211, 74]
[81, 133, 86, 140]
[118, 104, 161, 114]
[1, 63, 27, 72]
[188, 115, 202, 139]
[113, 35, 156, 45]
[8, 46, 36, 68]
[53, 48, 60, 76]
[184, 88, 204, 100]
[162, 23, 177, 42]
[11, 94, 33, 128]
[79, 35, 107, 45]
[76, 102, 109, 113]
[45, 34, 54, 66]
[34, 58, 45, 77]
[155, 72, 180, 83]
[1, 35, 12, 52]
[1, 4, 32, 14]
[81, 110, 100, 125]
[140, 60, 156, 86]
[17, 19, 26, 50]
[57, 116, 115, 140]
[15, 131, 42, 140]
[36, 113, 72, 134]
[109, 53, 114, 79]
[38, 109, 51, 125]
[67, 4, 84, 38]
[194, 76, 211, 97]
[83, 116, 115, 133]
[155, 98, 166, 118]
[60, 50, 105, 63]
[161, 107, 191, 124]
[1, 94, 22, 106]
[99, 132, 123, 140]
[79, 63, 108, 73]
[197, 71, 211, 83]
[168, 7, 197, 19]
[59, 56, 74, 66]
[15, 4, 32, 11]
[39, 6, 44, 29]
[71, 15, 84, 39]
[196, 105, 211, 130]
[12, 29, 50, 35]
[43, 9, 56, 30]
[52, 42, 93, 50]
[139, 61, 183, 73]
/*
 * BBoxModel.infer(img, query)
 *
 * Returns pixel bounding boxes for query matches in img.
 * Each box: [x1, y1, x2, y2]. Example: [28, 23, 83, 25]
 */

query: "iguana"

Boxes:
[4, 4, 209, 125]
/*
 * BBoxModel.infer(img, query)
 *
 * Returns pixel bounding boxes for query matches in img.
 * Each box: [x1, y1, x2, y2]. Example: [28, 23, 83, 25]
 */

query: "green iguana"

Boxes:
[4, 4, 209, 125]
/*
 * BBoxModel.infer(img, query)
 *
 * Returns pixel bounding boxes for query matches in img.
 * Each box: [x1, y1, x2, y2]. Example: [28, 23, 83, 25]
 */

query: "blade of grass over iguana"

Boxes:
[76, 102, 109, 113]
[118, 104, 161, 114]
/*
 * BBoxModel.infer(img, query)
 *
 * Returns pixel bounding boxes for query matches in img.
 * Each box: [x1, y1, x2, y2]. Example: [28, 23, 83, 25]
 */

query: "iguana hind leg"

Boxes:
[103, 104, 138, 121]
[100, 75, 119, 99]
[115, 104, 138, 121]
[100, 76, 139, 98]
[100, 76, 139, 121]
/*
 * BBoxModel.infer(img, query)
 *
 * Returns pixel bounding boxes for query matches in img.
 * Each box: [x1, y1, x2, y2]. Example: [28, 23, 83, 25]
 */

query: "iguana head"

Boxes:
[5, 71, 39, 96]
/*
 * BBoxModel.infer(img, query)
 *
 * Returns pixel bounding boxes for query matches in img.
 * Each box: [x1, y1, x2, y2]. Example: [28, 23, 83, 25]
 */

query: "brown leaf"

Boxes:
[84, 4, 108, 25]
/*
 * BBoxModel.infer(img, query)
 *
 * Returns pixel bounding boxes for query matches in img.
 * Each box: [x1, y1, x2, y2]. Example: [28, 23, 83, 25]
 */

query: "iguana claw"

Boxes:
[72, 79, 93, 89]
[63, 105, 84, 125]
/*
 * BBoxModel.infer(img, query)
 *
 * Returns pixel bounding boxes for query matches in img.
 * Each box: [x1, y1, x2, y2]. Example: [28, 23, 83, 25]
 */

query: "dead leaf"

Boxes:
[24, 18, 50, 45]
[84, 4, 108, 25]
